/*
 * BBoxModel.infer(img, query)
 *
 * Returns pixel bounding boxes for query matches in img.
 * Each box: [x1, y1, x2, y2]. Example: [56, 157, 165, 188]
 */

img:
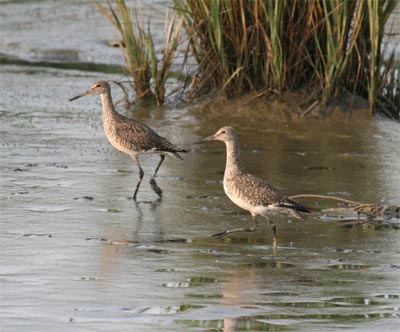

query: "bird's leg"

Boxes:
[272, 224, 277, 248]
[151, 155, 165, 179]
[262, 215, 277, 247]
[212, 215, 258, 239]
[149, 179, 162, 197]
[132, 155, 144, 201]
[149, 155, 164, 197]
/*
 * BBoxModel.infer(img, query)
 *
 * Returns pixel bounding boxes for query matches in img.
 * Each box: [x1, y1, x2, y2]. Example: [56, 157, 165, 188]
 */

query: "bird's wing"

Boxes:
[231, 173, 285, 206]
[232, 173, 310, 212]
[114, 119, 183, 153]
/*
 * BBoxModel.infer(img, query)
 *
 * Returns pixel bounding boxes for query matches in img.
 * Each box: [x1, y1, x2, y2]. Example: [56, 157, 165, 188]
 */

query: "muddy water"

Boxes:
[1, 1, 400, 332]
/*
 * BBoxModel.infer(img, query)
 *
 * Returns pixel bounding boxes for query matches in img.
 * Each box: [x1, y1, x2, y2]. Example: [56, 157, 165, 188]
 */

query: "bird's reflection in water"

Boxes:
[133, 196, 164, 242]
[96, 196, 165, 284]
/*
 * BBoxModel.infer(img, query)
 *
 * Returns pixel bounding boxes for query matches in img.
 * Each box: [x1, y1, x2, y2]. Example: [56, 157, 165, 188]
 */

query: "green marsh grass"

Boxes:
[174, 0, 399, 118]
[95, 0, 399, 118]
[94, 0, 183, 105]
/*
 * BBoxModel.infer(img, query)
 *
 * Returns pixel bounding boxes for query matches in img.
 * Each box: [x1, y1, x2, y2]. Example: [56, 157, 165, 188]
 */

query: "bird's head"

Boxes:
[69, 80, 110, 101]
[194, 126, 237, 144]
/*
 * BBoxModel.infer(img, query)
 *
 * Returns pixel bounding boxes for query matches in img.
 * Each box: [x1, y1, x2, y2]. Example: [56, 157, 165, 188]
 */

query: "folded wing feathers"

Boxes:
[114, 117, 187, 155]
[234, 173, 311, 213]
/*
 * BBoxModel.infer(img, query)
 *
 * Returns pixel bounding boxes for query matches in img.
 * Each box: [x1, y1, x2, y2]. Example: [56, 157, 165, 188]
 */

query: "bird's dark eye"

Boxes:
[221, 131, 226, 134]
[95, 85, 100, 88]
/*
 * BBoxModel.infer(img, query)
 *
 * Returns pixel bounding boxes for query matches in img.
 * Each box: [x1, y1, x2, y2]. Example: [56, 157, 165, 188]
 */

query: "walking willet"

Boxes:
[69, 80, 187, 200]
[195, 126, 310, 245]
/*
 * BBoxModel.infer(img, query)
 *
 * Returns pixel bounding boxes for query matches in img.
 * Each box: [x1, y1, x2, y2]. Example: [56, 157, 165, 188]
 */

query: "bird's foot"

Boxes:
[149, 178, 163, 197]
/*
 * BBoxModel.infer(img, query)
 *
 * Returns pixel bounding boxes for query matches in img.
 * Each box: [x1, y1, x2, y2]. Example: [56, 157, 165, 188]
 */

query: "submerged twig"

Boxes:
[301, 101, 320, 117]
[112, 80, 132, 107]
[288, 194, 362, 206]
[290, 194, 400, 220]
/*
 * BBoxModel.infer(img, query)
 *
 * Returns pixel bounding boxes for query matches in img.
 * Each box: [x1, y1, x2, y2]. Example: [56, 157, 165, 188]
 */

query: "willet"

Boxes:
[69, 80, 187, 200]
[195, 126, 310, 245]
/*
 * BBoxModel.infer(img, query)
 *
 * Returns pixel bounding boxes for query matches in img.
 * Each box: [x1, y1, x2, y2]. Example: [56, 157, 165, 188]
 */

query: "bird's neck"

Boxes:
[100, 92, 117, 122]
[224, 140, 244, 179]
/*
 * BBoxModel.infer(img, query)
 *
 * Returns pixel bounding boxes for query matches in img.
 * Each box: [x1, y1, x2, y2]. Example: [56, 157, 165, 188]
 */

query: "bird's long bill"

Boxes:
[68, 89, 90, 102]
[193, 134, 216, 144]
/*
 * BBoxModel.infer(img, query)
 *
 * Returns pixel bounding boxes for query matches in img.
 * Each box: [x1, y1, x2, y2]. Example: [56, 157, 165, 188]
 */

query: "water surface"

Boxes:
[1, 1, 399, 332]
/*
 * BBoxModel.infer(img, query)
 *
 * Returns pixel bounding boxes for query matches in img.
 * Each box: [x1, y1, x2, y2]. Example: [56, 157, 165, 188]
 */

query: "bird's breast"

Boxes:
[103, 126, 132, 155]
[223, 179, 255, 212]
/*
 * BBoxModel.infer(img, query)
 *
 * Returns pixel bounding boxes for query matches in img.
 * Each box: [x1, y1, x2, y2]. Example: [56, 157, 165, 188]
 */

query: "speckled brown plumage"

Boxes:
[196, 126, 310, 244]
[104, 103, 185, 158]
[70, 80, 187, 200]
[224, 172, 310, 216]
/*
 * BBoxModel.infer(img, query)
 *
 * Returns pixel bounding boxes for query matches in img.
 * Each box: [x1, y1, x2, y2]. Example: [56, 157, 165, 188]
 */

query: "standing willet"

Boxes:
[195, 126, 310, 245]
[69, 80, 187, 200]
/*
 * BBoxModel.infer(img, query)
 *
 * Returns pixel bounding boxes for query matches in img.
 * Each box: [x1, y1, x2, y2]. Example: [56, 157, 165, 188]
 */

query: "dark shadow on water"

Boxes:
[178, 317, 288, 331]
[0, 52, 125, 74]
[133, 197, 164, 242]
[242, 261, 296, 269]
[132, 196, 163, 208]
[178, 310, 399, 331]
[136, 304, 205, 315]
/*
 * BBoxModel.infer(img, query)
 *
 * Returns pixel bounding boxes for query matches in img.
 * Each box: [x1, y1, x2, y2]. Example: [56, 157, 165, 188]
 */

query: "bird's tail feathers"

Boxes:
[167, 150, 188, 160]
[279, 199, 312, 215]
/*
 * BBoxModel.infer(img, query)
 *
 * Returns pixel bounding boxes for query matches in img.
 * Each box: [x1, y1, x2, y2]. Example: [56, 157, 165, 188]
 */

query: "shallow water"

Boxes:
[1, 1, 400, 332]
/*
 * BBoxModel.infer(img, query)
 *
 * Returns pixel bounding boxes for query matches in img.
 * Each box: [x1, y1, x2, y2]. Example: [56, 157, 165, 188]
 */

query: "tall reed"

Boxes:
[94, 0, 398, 117]
[94, 0, 183, 105]
[174, 0, 399, 118]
